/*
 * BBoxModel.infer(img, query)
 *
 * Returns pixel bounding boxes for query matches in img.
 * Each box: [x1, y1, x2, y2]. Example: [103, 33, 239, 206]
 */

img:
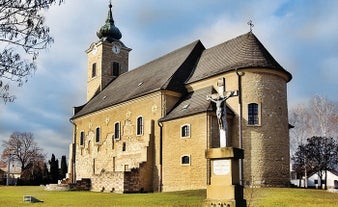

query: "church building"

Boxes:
[68, 3, 292, 192]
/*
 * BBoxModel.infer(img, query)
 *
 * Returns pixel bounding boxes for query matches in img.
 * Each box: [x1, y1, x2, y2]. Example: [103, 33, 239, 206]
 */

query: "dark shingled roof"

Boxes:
[186, 32, 292, 84]
[160, 87, 234, 122]
[72, 40, 205, 119]
[72, 32, 291, 120]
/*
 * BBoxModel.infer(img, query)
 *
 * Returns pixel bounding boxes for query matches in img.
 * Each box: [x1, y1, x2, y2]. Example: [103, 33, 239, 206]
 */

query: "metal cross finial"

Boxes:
[247, 20, 254, 32]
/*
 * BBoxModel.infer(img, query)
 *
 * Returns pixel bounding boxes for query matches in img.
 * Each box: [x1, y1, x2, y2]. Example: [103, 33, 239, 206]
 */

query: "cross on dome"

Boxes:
[247, 20, 254, 32]
[96, 1, 122, 42]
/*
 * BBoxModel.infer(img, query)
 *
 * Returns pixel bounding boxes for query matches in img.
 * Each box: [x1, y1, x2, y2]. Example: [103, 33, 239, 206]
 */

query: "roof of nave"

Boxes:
[159, 86, 234, 122]
[72, 40, 205, 119]
[186, 32, 292, 84]
[72, 31, 291, 119]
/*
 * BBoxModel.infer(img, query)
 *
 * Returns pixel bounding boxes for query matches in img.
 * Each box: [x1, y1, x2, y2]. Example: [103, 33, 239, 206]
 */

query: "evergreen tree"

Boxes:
[49, 154, 59, 183]
[41, 162, 49, 185]
[60, 155, 67, 180]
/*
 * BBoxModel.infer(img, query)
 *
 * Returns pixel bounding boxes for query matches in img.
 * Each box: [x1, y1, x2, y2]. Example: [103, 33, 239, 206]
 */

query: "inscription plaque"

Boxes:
[213, 160, 230, 175]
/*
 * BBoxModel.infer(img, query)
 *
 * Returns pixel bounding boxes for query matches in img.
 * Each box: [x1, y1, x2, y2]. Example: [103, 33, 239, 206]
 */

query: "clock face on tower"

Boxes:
[112, 44, 121, 54]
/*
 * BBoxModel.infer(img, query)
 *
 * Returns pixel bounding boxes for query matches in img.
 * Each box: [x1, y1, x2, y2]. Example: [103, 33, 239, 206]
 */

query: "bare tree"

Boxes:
[310, 95, 338, 137]
[1, 132, 45, 172]
[0, 0, 64, 103]
[289, 104, 312, 154]
[289, 95, 338, 155]
[290, 96, 337, 188]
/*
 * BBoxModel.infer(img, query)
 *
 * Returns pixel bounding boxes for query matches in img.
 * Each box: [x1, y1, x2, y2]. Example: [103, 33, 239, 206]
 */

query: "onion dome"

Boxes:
[96, 2, 122, 42]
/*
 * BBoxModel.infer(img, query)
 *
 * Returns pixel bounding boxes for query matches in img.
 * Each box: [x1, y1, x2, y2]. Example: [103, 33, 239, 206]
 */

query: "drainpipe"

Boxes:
[157, 120, 163, 192]
[236, 69, 244, 186]
[69, 118, 77, 183]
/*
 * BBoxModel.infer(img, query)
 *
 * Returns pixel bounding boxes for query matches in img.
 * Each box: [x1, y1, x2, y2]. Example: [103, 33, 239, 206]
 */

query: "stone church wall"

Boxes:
[188, 69, 290, 187]
[91, 169, 145, 193]
[74, 67, 290, 191]
[91, 171, 124, 192]
[162, 113, 209, 191]
[73, 92, 166, 192]
[228, 69, 290, 186]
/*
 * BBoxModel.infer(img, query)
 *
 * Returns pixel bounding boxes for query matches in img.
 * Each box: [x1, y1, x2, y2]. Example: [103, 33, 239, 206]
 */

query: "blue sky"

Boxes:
[1, 0, 337, 160]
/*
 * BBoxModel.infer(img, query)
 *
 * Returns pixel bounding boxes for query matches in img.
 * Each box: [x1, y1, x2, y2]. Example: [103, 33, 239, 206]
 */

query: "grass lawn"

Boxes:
[0, 186, 337, 207]
[247, 188, 338, 207]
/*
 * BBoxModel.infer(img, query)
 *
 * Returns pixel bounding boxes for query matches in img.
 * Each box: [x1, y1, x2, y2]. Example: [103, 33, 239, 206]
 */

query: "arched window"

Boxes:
[92, 63, 97, 78]
[181, 124, 190, 138]
[95, 127, 101, 142]
[248, 103, 259, 125]
[181, 155, 191, 165]
[80, 131, 85, 146]
[114, 122, 120, 140]
[136, 116, 143, 135]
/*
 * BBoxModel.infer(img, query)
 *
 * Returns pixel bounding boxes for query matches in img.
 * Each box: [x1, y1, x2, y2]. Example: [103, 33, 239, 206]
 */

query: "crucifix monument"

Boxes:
[205, 78, 246, 207]
[207, 78, 237, 147]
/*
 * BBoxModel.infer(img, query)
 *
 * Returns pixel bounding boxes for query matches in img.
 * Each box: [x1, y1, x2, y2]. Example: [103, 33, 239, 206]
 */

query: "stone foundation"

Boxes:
[91, 169, 144, 193]
[69, 178, 91, 191]
[45, 184, 69, 191]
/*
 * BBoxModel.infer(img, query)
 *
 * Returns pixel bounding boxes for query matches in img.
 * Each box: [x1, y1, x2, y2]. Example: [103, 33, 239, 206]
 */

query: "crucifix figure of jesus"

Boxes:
[207, 78, 238, 147]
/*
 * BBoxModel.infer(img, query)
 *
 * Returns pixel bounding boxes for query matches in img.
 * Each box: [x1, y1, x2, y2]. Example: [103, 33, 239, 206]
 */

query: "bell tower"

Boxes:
[86, 2, 131, 101]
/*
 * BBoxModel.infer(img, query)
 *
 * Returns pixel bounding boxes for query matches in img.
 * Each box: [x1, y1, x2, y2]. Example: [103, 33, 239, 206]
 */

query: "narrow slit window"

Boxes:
[112, 62, 120, 76]
[96, 127, 101, 142]
[92, 63, 97, 78]
[136, 116, 143, 135]
[114, 122, 120, 140]
[80, 131, 85, 146]
[122, 142, 126, 151]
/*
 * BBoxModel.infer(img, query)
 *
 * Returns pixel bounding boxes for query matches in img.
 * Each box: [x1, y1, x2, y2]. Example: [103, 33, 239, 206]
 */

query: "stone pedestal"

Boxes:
[205, 147, 246, 207]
